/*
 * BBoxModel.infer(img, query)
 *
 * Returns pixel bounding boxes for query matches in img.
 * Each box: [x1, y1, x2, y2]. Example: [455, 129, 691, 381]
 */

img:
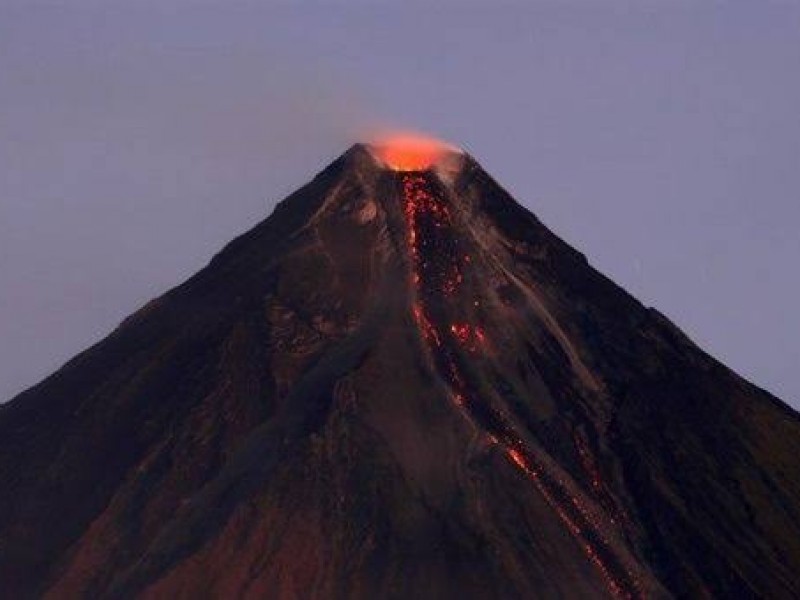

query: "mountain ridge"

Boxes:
[1, 143, 799, 599]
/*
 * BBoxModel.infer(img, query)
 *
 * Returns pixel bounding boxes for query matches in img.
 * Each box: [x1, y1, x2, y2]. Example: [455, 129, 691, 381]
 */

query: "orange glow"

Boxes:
[371, 133, 459, 171]
[508, 448, 527, 470]
[399, 172, 643, 599]
[449, 322, 486, 352]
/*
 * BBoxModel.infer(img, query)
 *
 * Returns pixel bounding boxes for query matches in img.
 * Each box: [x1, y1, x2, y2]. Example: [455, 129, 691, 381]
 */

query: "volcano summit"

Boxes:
[1, 143, 799, 599]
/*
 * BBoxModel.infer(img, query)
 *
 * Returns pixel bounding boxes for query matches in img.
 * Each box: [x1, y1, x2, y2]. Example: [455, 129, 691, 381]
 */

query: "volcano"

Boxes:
[1, 142, 799, 599]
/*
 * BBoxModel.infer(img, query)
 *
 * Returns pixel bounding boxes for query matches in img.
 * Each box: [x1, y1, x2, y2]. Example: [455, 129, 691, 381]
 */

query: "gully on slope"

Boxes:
[399, 171, 645, 600]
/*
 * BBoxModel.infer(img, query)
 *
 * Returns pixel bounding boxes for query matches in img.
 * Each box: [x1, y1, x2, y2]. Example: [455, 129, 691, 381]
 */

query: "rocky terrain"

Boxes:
[1, 142, 799, 599]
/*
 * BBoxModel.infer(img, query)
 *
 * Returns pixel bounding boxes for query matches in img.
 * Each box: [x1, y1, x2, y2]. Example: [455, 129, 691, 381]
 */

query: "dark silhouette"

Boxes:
[1, 144, 798, 599]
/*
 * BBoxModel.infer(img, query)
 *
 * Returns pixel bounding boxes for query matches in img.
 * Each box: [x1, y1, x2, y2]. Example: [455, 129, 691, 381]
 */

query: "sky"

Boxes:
[1, 0, 798, 409]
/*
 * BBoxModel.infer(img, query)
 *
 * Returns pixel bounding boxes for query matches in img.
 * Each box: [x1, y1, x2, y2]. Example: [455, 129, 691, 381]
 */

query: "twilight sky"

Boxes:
[1, 0, 799, 409]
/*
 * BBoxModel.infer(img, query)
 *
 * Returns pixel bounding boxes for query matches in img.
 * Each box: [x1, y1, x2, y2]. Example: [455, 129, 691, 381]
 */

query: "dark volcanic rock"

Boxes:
[1, 144, 798, 599]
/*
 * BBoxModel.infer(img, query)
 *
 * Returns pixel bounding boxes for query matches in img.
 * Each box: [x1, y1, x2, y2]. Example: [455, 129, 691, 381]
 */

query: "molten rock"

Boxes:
[1, 144, 799, 599]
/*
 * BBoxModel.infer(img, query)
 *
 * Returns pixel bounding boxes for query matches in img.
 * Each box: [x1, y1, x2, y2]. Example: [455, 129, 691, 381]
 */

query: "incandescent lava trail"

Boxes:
[398, 170, 644, 600]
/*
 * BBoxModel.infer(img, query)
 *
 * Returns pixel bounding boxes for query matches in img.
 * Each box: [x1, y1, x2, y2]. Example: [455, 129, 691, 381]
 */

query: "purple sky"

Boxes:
[1, 1, 799, 409]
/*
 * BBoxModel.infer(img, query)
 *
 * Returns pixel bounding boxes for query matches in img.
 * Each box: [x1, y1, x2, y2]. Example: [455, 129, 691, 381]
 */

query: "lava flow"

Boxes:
[399, 172, 644, 600]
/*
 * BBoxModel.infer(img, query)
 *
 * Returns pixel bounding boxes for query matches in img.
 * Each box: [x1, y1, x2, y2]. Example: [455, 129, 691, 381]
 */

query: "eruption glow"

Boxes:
[399, 172, 645, 600]
[370, 132, 460, 171]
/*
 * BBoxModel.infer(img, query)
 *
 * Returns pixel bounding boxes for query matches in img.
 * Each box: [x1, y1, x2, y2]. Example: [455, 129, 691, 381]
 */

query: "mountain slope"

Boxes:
[1, 143, 798, 599]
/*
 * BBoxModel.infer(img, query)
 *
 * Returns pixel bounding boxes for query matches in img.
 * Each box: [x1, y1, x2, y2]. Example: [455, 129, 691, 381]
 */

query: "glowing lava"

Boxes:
[371, 133, 459, 171]
[399, 172, 644, 600]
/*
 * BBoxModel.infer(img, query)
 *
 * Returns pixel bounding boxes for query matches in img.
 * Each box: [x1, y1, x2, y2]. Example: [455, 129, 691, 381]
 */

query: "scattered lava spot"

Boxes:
[399, 172, 644, 600]
[413, 303, 441, 347]
[449, 322, 486, 352]
[574, 431, 605, 493]
[573, 431, 632, 531]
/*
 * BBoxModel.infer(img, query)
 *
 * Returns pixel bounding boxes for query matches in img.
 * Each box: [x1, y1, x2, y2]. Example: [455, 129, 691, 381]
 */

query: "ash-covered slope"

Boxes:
[1, 143, 799, 599]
